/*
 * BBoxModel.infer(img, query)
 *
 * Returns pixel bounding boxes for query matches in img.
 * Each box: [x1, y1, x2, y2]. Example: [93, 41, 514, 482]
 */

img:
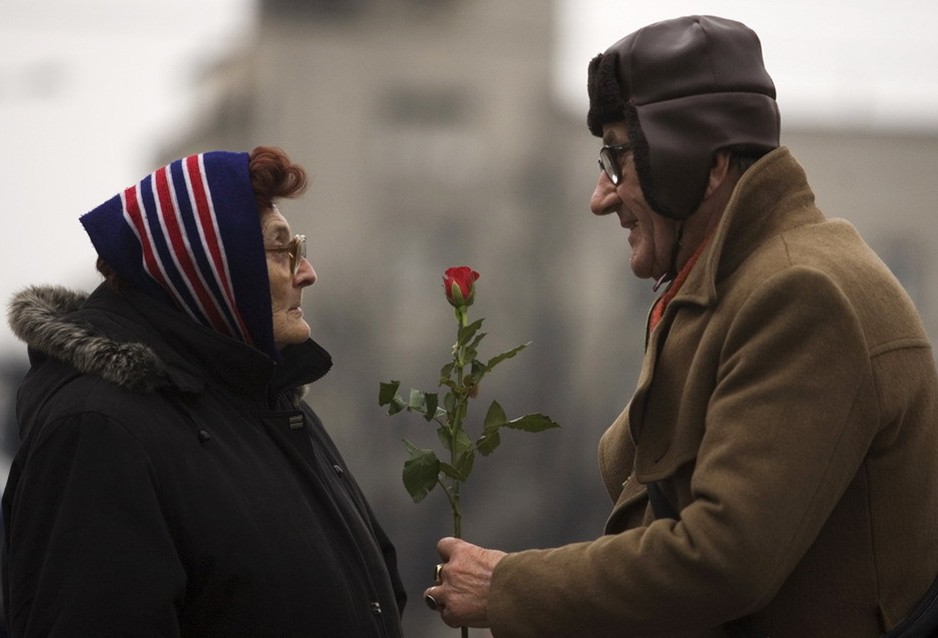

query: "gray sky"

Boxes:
[556, 0, 938, 130]
[1, 0, 254, 352]
[2, 0, 937, 353]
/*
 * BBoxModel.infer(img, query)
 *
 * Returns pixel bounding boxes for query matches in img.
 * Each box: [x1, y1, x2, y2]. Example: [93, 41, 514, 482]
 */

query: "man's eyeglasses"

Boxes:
[597, 143, 634, 186]
[265, 234, 307, 276]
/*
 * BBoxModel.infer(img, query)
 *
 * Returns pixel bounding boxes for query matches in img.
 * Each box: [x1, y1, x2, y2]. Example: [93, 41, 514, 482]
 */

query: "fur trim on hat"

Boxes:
[587, 52, 628, 137]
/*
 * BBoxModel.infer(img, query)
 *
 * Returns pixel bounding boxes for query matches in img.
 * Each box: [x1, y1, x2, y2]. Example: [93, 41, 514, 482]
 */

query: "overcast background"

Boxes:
[3, 0, 938, 358]
[3, 2, 938, 635]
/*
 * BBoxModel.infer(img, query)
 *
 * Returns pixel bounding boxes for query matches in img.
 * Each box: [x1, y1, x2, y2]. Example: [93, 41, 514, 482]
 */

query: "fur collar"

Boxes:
[8, 285, 165, 392]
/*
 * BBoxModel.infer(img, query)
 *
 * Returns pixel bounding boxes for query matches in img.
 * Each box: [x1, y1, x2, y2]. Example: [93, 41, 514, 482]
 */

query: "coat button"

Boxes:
[370, 601, 382, 615]
[332, 464, 345, 478]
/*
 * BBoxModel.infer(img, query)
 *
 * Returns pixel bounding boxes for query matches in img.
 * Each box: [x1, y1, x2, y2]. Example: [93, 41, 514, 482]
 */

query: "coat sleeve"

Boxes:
[3, 411, 186, 637]
[487, 267, 882, 637]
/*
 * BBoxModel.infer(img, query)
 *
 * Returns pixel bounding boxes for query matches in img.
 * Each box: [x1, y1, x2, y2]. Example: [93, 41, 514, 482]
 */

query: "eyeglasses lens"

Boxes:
[598, 147, 622, 185]
[291, 235, 307, 275]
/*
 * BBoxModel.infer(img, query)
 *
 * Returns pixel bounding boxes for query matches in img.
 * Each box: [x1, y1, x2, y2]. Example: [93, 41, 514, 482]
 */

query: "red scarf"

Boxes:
[649, 236, 711, 331]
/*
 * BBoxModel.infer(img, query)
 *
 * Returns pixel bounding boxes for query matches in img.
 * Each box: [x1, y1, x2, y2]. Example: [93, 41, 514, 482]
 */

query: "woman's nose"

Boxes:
[296, 258, 317, 286]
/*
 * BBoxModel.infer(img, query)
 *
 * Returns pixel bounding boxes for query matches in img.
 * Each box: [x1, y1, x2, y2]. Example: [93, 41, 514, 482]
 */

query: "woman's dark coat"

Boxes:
[2, 283, 406, 637]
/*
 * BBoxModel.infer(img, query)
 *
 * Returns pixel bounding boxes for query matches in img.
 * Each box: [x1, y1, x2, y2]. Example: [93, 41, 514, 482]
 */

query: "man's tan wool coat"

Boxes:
[488, 148, 938, 637]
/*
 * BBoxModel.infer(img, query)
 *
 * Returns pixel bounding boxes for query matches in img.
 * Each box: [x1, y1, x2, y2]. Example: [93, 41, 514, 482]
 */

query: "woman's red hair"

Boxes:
[248, 146, 308, 212]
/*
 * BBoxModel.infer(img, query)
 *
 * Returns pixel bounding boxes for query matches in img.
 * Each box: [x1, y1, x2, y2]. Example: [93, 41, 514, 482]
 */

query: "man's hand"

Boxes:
[423, 536, 507, 628]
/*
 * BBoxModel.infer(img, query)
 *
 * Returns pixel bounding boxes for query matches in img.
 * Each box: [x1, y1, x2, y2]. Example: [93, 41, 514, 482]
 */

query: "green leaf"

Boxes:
[378, 381, 407, 415]
[407, 388, 426, 414]
[439, 462, 464, 481]
[485, 342, 530, 371]
[439, 451, 474, 482]
[476, 429, 501, 456]
[457, 318, 485, 346]
[483, 400, 508, 430]
[437, 426, 472, 454]
[378, 381, 400, 406]
[402, 440, 440, 503]
[477, 401, 507, 456]
[462, 360, 486, 392]
[440, 361, 455, 381]
[504, 413, 562, 433]
[423, 393, 439, 421]
[462, 332, 485, 363]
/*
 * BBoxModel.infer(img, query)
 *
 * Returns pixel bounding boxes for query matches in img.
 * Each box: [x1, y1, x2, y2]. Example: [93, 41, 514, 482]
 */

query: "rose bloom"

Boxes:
[443, 267, 480, 308]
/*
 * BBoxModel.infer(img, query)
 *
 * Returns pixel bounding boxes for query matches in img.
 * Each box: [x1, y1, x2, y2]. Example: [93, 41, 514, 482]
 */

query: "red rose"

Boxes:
[443, 266, 480, 308]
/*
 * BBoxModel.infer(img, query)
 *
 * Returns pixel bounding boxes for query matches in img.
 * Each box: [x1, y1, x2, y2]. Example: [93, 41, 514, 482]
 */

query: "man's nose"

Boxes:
[590, 170, 618, 216]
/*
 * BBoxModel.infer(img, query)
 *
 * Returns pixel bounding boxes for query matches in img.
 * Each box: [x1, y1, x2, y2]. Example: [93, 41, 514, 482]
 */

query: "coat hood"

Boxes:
[8, 285, 165, 392]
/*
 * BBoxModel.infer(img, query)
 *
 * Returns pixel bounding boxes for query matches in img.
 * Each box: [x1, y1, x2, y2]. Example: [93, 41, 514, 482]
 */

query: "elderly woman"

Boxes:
[3, 147, 406, 637]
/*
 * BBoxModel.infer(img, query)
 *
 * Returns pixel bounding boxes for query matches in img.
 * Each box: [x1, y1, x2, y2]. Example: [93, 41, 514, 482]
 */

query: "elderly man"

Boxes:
[424, 15, 938, 638]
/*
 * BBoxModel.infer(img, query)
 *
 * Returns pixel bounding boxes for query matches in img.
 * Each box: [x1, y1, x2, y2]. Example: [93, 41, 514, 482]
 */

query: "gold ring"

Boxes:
[425, 593, 443, 611]
[434, 563, 444, 584]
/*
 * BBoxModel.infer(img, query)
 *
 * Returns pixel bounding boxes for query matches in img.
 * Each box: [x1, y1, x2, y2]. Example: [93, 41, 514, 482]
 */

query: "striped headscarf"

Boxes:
[80, 151, 278, 360]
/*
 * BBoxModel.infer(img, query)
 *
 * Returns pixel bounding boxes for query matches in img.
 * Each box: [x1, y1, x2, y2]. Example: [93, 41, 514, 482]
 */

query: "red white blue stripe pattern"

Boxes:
[80, 151, 278, 359]
[120, 154, 251, 343]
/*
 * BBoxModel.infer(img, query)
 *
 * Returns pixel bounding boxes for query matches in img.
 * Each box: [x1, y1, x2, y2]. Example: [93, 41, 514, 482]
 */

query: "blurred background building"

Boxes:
[3, 1, 938, 636]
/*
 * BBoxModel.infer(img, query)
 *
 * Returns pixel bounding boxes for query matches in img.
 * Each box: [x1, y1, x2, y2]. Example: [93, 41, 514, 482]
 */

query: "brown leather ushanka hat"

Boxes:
[587, 15, 781, 220]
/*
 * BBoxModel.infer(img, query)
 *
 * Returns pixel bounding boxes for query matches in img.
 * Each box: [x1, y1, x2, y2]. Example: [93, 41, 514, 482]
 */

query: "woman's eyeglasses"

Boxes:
[265, 234, 307, 276]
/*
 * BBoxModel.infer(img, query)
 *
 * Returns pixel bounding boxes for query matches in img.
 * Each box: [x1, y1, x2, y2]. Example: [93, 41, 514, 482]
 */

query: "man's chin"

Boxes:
[629, 260, 653, 280]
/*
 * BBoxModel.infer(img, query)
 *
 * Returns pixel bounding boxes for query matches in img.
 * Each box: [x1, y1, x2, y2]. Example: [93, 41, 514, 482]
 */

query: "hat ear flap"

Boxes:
[622, 104, 672, 220]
